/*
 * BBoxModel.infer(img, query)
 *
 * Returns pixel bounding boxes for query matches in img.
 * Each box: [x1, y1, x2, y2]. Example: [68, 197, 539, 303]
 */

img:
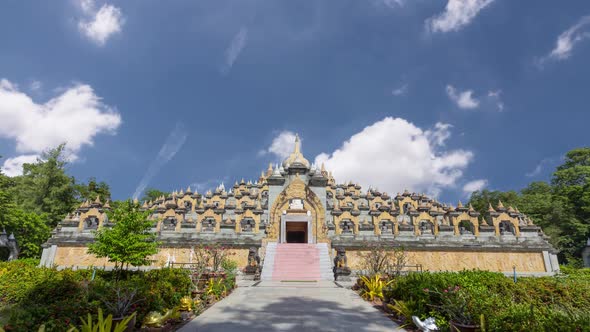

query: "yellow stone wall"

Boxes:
[345, 250, 547, 273]
[53, 246, 250, 268]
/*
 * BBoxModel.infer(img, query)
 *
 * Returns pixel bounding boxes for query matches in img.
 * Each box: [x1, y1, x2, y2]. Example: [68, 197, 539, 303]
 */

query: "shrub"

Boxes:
[383, 269, 590, 331]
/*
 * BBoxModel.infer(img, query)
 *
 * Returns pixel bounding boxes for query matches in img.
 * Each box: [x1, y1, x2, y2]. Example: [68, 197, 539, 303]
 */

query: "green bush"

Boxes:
[383, 269, 590, 332]
[0, 261, 193, 332]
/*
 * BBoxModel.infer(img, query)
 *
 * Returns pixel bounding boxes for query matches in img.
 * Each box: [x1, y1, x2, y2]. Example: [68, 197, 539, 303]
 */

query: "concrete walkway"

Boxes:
[178, 281, 405, 332]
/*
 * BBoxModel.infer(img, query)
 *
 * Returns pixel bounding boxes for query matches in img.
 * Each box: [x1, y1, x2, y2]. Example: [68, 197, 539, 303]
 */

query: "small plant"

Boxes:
[359, 274, 394, 301]
[100, 285, 143, 318]
[205, 278, 227, 301]
[425, 285, 476, 326]
[71, 308, 136, 332]
[386, 300, 416, 328]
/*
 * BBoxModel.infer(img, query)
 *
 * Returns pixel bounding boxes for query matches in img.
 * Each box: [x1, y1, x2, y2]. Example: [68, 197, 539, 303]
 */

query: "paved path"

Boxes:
[178, 281, 405, 332]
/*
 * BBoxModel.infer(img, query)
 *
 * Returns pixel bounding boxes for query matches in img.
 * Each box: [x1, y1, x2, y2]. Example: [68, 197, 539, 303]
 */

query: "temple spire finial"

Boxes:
[294, 133, 301, 153]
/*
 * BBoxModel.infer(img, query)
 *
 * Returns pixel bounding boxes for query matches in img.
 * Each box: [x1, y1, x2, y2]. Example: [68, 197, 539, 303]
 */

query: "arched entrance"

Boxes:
[268, 176, 328, 244]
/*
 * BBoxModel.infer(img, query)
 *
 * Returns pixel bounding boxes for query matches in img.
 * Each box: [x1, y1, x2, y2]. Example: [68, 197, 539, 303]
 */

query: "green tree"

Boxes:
[1, 208, 51, 258]
[88, 200, 159, 270]
[75, 177, 111, 202]
[141, 188, 168, 202]
[10, 145, 77, 227]
[0, 158, 51, 258]
[467, 189, 520, 216]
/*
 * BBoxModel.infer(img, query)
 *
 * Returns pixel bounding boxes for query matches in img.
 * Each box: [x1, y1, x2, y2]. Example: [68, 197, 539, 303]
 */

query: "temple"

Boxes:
[41, 135, 560, 278]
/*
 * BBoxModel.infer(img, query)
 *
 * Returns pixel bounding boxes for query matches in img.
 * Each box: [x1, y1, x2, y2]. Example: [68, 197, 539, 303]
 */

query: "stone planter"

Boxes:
[450, 321, 480, 332]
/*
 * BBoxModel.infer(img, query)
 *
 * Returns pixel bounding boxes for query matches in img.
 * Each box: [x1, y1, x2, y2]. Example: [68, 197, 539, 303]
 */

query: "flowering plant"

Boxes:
[424, 285, 476, 326]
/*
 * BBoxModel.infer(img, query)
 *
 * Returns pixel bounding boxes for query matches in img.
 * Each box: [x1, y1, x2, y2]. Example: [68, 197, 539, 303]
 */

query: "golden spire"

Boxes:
[468, 203, 474, 212]
[282, 133, 310, 169]
[321, 162, 326, 174]
[94, 195, 101, 205]
[457, 201, 463, 209]
[104, 199, 111, 209]
[488, 203, 495, 212]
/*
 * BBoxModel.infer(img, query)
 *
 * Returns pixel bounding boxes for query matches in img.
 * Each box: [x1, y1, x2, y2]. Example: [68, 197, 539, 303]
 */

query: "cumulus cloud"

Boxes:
[314, 117, 474, 197]
[446, 85, 480, 109]
[543, 15, 590, 62]
[1, 155, 39, 177]
[221, 27, 248, 74]
[462, 179, 488, 196]
[0, 78, 121, 176]
[261, 131, 297, 160]
[78, 0, 124, 46]
[427, 0, 495, 33]
[133, 123, 188, 199]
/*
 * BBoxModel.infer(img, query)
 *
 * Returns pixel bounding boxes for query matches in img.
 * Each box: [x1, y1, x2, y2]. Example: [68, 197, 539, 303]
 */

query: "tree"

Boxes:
[75, 177, 111, 202]
[467, 148, 590, 265]
[10, 145, 77, 227]
[1, 208, 51, 258]
[467, 189, 520, 216]
[141, 188, 169, 202]
[88, 200, 159, 270]
[0, 158, 50, 258]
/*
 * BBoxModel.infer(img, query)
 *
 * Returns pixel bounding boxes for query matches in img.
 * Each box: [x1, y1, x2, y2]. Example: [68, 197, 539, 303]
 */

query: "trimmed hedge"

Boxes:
[383, 269, 590, 332]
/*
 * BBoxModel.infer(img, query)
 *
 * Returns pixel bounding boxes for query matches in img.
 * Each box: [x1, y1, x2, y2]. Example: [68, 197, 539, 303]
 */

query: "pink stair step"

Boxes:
[272, 244, 322, 281]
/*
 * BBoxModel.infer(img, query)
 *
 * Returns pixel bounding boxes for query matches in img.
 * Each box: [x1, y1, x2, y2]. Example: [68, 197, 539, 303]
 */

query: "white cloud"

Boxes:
[391, 84, 408, 96]
[221, 27, 248, 74]
[263, 131, 297, 160]
[446, 85, 480, 109]
[0, 78, 122, 176]
[426, 0, 495, 33]
[546, 16, 590, 61]
[78, 0, 124, 46]
[487, 90, 504, 112]
[525, 158, 556, 177]
[133, 123, 188, 199]
[462, 179, 487, 195]
[1, 155, 39, 177]
[377, 0, 405, 9]
[314, 117, 474, 197]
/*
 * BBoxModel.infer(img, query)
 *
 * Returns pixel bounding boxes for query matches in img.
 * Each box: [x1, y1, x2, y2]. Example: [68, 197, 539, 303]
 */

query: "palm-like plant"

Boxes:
[359, 274, 394, 301]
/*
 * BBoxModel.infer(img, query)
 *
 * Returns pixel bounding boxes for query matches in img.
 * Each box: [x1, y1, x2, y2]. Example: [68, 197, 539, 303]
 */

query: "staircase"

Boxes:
[261, 242, 334, 281]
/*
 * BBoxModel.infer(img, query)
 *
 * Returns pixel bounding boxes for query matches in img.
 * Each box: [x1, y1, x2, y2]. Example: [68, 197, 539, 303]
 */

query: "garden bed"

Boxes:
[354, 268, 590, 332]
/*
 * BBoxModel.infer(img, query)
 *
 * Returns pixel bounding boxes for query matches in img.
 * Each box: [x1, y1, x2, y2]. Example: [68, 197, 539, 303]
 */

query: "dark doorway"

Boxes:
[286, 222, 307, 243]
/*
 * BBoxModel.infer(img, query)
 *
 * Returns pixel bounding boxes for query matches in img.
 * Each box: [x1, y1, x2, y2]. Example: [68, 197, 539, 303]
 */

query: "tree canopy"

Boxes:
[88, 200, 159, 269]
[467, 147, 590, 265]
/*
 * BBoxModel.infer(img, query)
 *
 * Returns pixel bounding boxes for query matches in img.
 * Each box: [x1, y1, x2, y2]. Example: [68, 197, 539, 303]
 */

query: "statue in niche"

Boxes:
[340, 220, 354, 234]
[202, 218, 215, 232]
[184, 201, 192, 210]
[84, 216, 99, 229]
[289, 198, 304, 210]
[419, 221, 433, 235]
[499, 221, 512, 235]
[241, 219, 254, 232]
[380, 220, 392, 234]
[163, 217, 177, 231]
[460, 226, 473, 235]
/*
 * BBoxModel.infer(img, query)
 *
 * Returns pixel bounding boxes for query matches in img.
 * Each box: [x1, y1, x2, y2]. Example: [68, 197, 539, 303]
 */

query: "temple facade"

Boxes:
[41, 135, 559, 276]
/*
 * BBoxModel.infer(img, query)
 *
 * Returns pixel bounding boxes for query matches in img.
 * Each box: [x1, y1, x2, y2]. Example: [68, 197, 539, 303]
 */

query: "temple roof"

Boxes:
[282, 134, 310, 169]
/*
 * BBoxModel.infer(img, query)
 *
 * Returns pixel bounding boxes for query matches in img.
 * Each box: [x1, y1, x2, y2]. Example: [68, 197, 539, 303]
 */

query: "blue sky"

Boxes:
[1, 0, 589, 203]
